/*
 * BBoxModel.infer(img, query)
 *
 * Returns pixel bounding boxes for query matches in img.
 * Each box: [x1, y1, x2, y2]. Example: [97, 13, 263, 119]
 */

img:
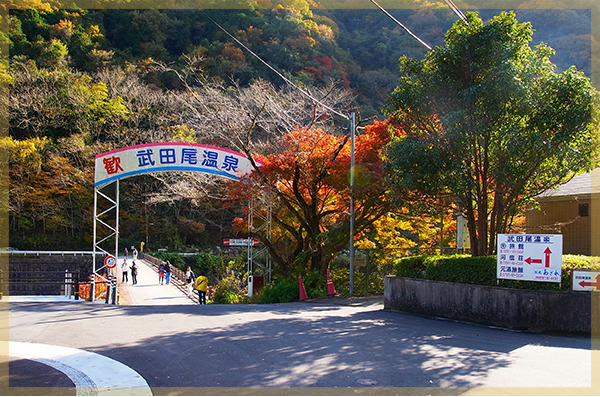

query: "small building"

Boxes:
[525, 168, 600, 256]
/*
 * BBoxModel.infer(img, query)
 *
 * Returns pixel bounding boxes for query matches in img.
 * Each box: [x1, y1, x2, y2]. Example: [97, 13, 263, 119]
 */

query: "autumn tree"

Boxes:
[385, 11, 600, 256]
[227, 119, 396, 277]
[1, 136, 93, 249]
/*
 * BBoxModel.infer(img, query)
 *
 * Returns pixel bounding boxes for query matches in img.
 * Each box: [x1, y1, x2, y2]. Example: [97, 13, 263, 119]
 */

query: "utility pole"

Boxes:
[349, 112, 355, 295]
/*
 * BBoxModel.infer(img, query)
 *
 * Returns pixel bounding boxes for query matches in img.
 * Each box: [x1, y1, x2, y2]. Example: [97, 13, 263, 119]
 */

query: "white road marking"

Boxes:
[9, 341, 152, 396]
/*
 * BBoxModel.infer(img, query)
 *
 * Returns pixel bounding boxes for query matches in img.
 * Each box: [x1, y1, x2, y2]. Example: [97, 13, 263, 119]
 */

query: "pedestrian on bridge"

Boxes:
[131, 261, 138, 285]
[164, 261, 172, 285]
[194, 275, 209, 305]
[158, 262, 165, 285]
[185, 266, 195, 297]
[121, 259, 129, 284]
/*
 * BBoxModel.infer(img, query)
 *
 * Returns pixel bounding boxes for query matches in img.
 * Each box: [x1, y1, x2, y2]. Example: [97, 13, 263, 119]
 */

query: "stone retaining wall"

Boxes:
[384, 276, 598, 334]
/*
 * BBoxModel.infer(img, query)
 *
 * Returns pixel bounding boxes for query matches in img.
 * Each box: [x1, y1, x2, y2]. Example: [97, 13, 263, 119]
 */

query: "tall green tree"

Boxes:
[385, 11, 600, 256]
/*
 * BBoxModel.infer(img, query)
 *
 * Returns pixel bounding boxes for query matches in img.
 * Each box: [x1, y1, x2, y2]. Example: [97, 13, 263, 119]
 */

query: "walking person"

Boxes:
[158, 262, 165, 285]
[194, 274, 209, 305]
[131, 261, 138, 285]
[164, 261, 172, 285]
[185, 266, 195, 297]
[124, 247, 128, 259]
[133, 248, 138, 260]
[121, 259, 129, 284]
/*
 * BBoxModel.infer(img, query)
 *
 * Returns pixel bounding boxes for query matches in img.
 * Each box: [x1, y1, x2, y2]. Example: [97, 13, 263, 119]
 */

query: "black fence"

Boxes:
[9, 270, 81, 299]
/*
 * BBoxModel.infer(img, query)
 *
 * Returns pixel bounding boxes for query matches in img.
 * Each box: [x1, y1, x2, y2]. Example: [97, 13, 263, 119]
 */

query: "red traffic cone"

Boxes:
[326, 269, 337, 296]
[298, 275, 308, 301]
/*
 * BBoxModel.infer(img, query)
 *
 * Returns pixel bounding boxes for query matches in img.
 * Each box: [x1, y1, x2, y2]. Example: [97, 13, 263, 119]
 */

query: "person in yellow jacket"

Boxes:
[194, 275, 209, 305]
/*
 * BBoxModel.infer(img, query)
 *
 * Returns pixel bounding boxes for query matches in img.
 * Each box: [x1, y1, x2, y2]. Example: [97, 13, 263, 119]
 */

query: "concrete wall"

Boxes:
[384, 276, 597, 334]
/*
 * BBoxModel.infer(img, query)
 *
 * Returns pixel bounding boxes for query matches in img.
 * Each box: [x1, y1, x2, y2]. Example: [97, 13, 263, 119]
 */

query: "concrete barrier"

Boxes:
[384, 276, 597, 334]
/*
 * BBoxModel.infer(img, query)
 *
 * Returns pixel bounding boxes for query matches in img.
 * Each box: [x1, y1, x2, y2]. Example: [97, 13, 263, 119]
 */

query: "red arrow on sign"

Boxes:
[524, 257, 542, 265]
[524, 247, 553, 266]
[579, 274, 600, 289]
[544, 247, 552, 268]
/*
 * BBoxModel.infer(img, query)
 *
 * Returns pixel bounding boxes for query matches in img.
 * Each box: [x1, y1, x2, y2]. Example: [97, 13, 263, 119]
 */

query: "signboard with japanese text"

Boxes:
[223, 239, 259, 246]
[572, 269, 600, 291]
[95, 143, 262, 187]
[497, 234, 563, 283]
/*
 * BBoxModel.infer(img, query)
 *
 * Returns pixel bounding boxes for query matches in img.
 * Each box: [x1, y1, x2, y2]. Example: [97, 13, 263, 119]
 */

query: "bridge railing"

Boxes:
[9, 270, 81, 299]
[1, 251, 101, 256]
[139, 253, 198, 302]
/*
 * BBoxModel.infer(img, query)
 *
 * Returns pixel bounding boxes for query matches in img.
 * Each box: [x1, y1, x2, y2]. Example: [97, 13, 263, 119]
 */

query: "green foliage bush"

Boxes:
[154, 252, 185, 269]
[331, 267, 386, 296]
[212, 270, 247, 304]
[256, 271, 338, 303]
[392, 254, 600, 291]
[195, 253, 227, 284]
[258, 278, 300, 304]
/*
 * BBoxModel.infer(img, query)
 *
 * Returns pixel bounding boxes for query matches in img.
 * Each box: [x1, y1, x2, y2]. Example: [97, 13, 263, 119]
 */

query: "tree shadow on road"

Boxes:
[8, 300, 591, 391]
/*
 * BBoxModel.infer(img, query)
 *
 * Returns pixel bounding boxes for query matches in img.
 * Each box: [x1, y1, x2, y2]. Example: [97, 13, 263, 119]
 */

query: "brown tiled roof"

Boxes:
[535, 168, 600, 199]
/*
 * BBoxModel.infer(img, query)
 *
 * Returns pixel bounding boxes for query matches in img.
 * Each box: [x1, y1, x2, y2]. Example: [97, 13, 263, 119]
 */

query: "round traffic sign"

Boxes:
[104, 255, 117, 269]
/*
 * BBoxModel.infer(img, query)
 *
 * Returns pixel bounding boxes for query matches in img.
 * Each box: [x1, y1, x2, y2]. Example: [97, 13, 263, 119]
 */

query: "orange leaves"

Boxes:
[228, 119, 401, 209]
[224, 119, 400, 273]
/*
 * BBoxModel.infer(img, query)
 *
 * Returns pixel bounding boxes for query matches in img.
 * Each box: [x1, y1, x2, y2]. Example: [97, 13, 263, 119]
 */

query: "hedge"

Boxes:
[392, 254, 600, 291]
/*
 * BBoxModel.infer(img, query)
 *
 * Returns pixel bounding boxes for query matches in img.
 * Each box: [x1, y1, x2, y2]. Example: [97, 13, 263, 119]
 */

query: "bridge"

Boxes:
[7, 254, 197, 305]
[118, 257, 198, 305]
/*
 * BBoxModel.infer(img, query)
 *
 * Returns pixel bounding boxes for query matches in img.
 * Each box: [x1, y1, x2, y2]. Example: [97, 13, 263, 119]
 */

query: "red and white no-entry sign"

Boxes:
[104, 255, 117, 269]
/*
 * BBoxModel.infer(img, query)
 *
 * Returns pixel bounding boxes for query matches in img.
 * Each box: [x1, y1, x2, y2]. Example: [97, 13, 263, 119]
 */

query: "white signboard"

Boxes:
[497, 234, 563, 283]
[223, 239, 259, 246]
[572, 269, 600, 291]
[95, 143, 261, 187]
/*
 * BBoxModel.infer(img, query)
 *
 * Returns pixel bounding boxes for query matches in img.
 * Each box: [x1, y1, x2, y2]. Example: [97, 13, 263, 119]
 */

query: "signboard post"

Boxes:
[497, 234, 563, 283]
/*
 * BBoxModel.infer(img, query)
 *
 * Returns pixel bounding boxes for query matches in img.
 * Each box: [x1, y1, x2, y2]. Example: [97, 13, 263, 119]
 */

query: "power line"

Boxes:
[368, 0, 432, 50]
[201, 11, 350, 121]
[443, 0, 469, 25]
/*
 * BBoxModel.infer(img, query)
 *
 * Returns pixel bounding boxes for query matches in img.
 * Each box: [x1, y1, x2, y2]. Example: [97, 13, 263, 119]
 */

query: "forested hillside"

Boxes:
[3, 1, 592, 251]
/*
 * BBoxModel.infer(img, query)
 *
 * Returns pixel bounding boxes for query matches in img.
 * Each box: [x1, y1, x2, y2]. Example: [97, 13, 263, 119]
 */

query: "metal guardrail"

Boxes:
[1, 251, 104, 256]
[9, 270, 81, 299]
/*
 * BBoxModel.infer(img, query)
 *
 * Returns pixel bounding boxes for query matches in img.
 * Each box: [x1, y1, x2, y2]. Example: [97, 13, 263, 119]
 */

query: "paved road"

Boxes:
[7, 288, 595, 394]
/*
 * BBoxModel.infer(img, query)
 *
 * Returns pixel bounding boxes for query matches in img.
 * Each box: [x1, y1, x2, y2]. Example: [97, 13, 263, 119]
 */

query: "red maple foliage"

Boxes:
[227, 118, 402, 276]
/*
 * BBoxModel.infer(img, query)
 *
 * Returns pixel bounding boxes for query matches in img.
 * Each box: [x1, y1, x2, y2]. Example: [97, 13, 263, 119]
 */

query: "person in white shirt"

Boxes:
[185, 266, 195, 297]
[121, 259, 130, 283]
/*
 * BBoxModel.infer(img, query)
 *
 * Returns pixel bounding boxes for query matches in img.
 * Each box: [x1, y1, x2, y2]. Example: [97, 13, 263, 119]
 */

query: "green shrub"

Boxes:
[154, 252, 185, 269]
[331, 267, 386, 296]
[212, 270, 247, 304]
[392, 254, 600, 291]
[392, 255, 429, 279]
[257, 278, 299, 303]
[303, 272, 328, 300]
[195, 253, 227, 283]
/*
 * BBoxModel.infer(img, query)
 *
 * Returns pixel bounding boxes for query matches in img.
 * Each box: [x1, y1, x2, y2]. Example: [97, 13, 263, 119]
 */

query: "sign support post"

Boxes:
[92, 180, 119, 303]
